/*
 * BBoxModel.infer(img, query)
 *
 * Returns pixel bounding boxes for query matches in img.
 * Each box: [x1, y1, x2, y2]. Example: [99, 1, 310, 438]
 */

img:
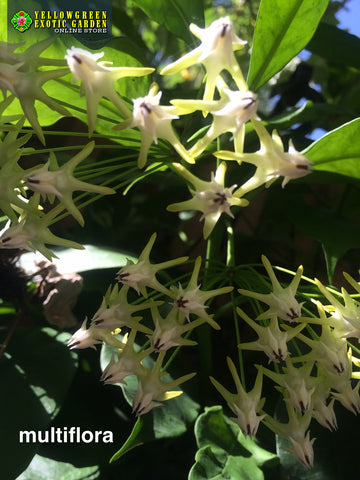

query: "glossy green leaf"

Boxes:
[131, 0, 204, 44]
[303, 118, 360, 179]
[248, 0, 329, 90]
[282, 198, 360, 282]
[109, 416, 151, 462]
[307, 22, 360, 70]
[18, 455, 99, 480]
[0, 327, 77, 479]
[190, 446, 265, 480]
[189, 406, 278, 479]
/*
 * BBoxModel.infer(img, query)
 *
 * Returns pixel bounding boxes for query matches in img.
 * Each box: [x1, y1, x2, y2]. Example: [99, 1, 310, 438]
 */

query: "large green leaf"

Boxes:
[190, 447, 265, 480]
[0, 327, 77, 479]
[131, 0, 204, 44]
[189, 406, 278, 480]
[100, 340, 200, 462]
[307, 22, 360, 70]
[303, 118, 360, 179]
[282, 197, 360, 282]
[248, 0, 329, 90]
[17, 455, 99, 480]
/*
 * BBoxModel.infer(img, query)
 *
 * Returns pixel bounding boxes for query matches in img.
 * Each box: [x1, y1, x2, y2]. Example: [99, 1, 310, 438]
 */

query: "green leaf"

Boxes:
[248, 0, 329, 90]
[109, 416, 150, 462]
[131, 0, 204, 44]
[282, 198, 360, 283]
[17, 455, 99, 480]
[189, 406, 278, 479]
[303, 118, 360, 179]
[0, 0, 6, 43]
[266, 100, 354, 133]
[322, 248, 338, 286]
[0, 327, 77, 479]
[190, 445, 266, 480]
[307, 22, 360, 70]
[19, 244, 137, 275]
[195, 406, 277, 466]
[100, 340, 200, 462]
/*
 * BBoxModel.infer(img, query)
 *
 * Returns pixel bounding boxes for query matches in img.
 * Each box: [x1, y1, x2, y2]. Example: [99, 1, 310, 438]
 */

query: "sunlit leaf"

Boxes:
[304, 118, 360, 179]
[18, 455, 99, 480]
[19, 245, 137, 275]
[131, 0, 204, 44]
[248, 0, 329, 90]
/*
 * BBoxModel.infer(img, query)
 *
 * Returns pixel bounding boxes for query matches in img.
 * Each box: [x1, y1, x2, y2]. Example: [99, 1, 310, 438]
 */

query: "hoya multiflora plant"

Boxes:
[1, 0, 360, 476]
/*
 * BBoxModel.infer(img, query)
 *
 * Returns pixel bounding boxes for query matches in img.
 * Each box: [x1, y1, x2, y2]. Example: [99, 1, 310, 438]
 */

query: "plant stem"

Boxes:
[226, 220, 246, 388]
[0, 314, 21, 360]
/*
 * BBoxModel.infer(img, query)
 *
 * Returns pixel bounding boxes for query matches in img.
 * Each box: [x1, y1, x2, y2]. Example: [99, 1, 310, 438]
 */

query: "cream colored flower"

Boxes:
[161, 17, 247, 101]
[66, 46, 154, 136]
[167, 162, 248, 239]
[114, 86, 194, 167]
[216, 119, 312, 194]
[26, 142, 115, 226]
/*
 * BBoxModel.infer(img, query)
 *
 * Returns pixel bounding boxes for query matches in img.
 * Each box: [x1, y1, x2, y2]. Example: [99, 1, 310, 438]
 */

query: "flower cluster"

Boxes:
[212, 257, 360, 467]
[0, 120, 115, 259]
[68, 233, 232, 414]
[0, 17, 313, 258]
[0, 40, 130, 260]
[160, 18, 311, 239]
